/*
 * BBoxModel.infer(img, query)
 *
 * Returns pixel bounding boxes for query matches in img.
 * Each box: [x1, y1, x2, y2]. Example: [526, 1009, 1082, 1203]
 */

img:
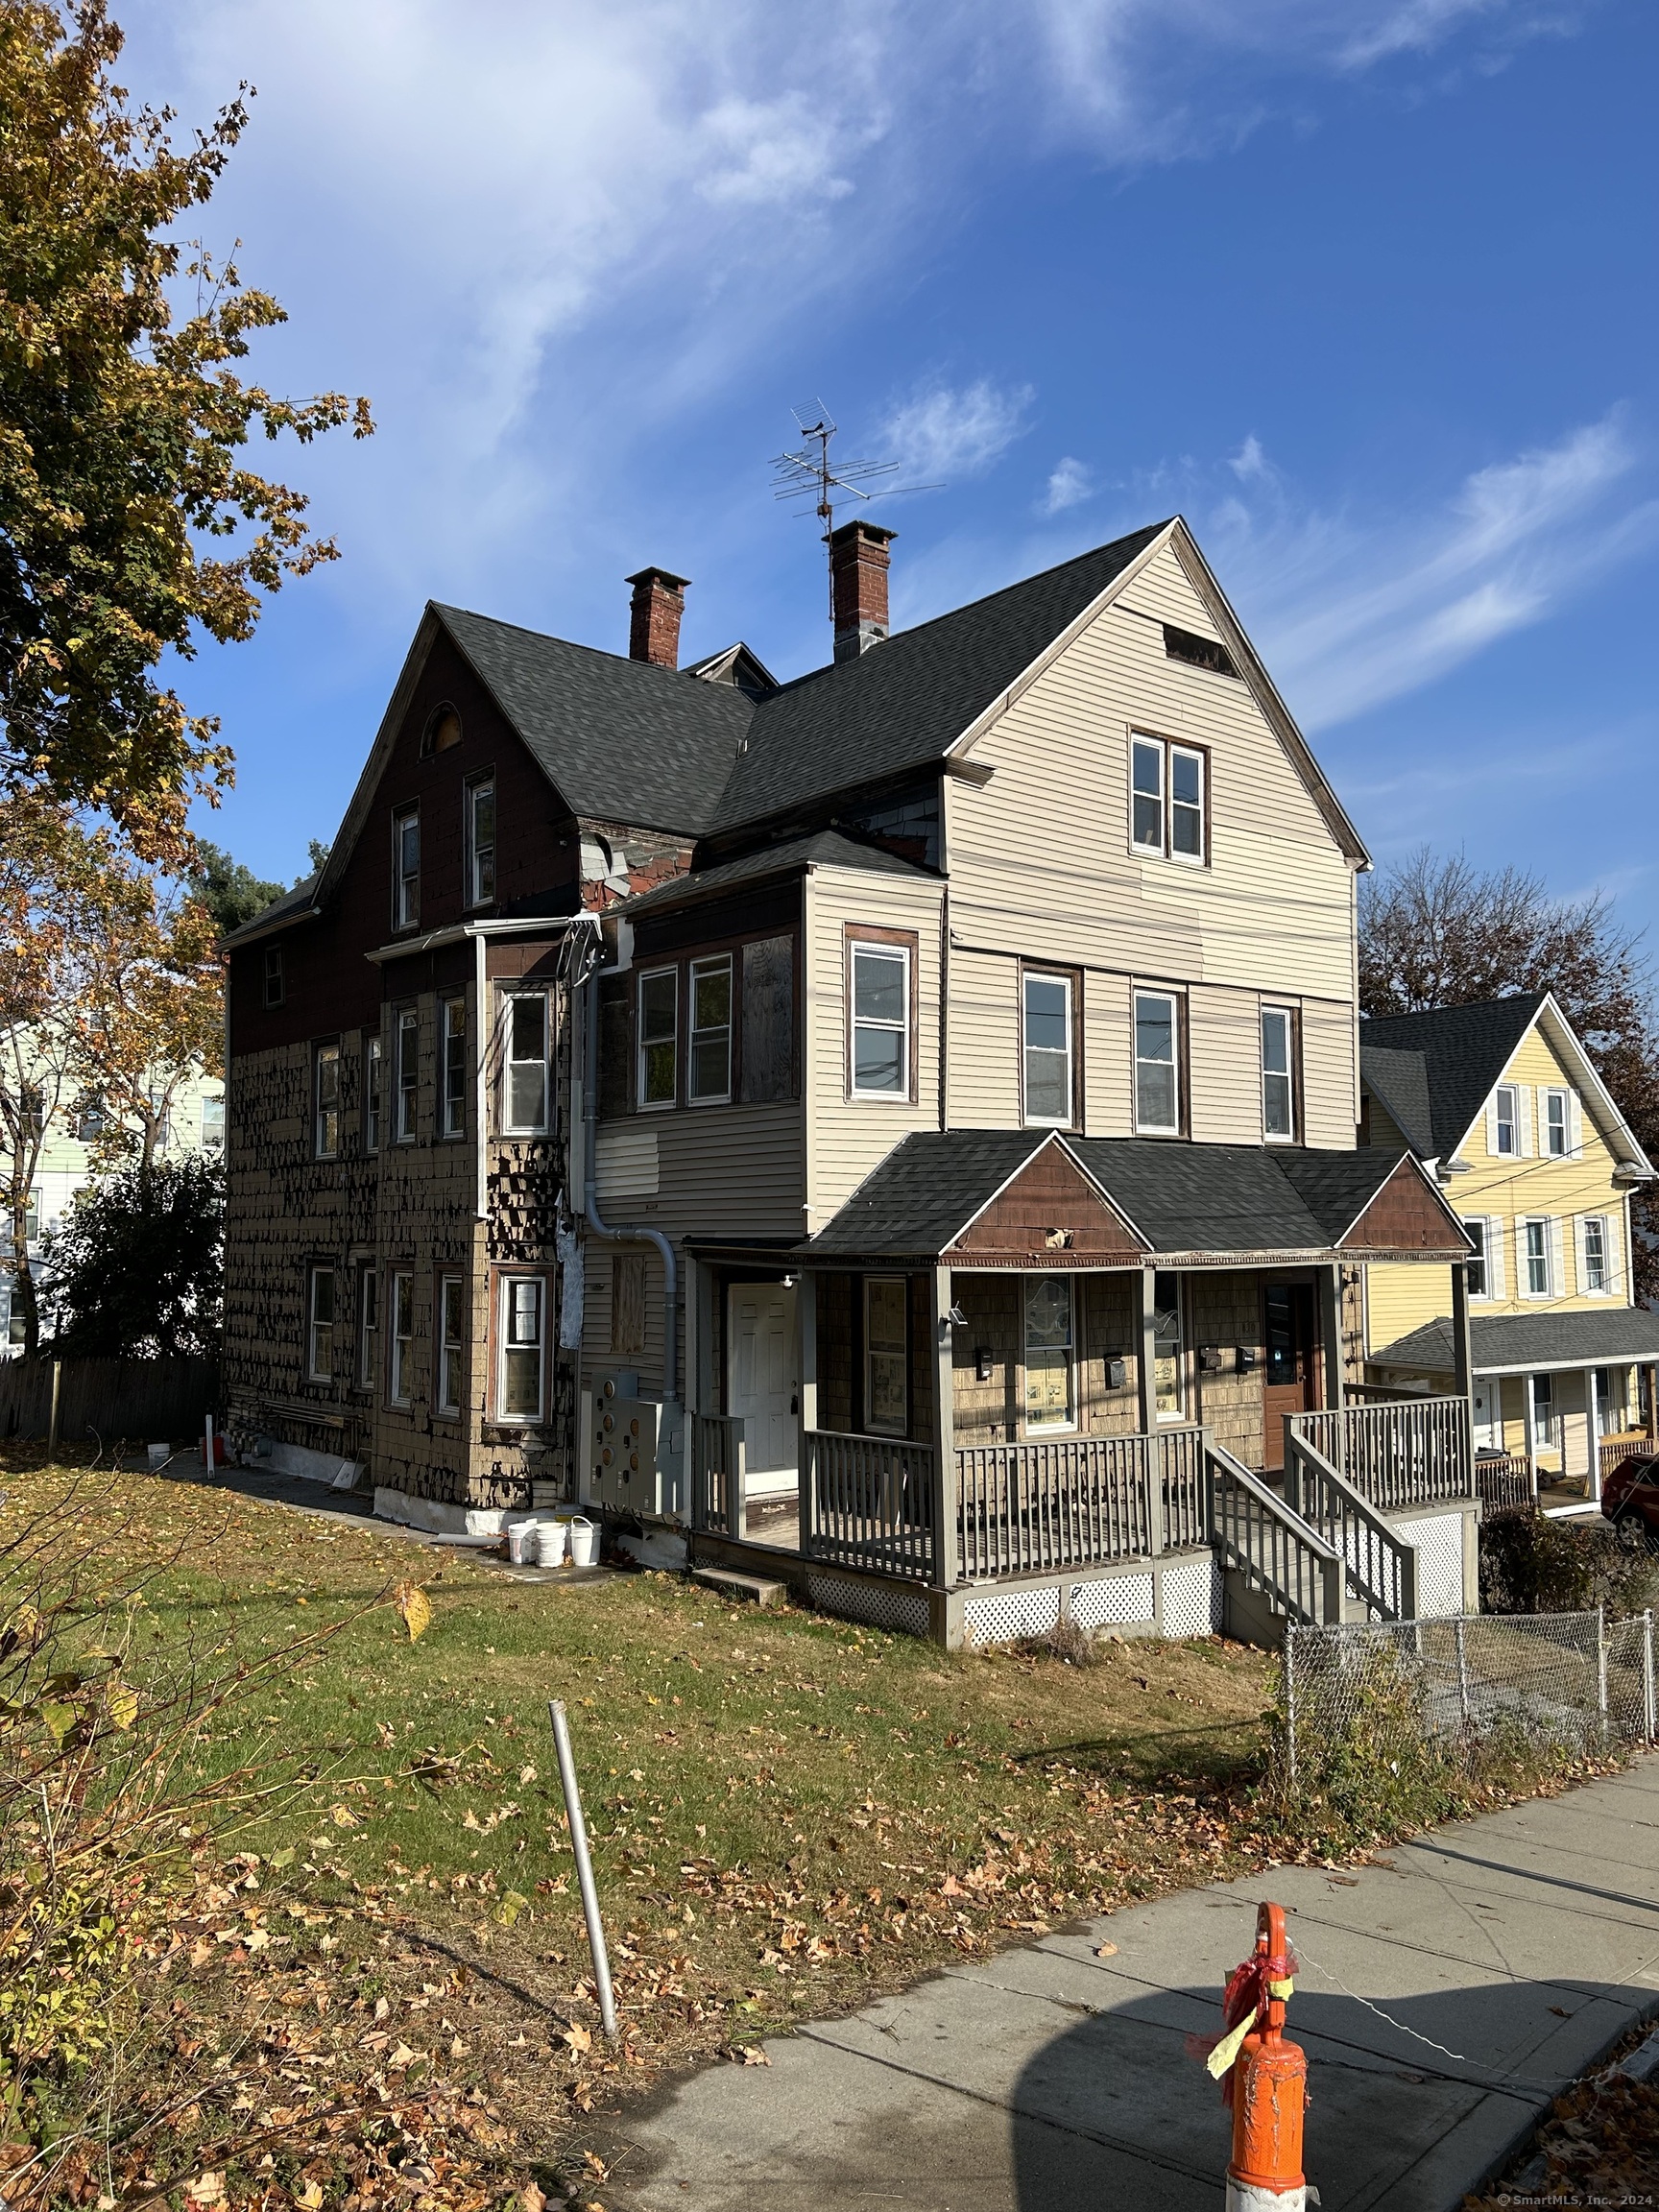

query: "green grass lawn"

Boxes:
[1, 1455, 1279, 2182]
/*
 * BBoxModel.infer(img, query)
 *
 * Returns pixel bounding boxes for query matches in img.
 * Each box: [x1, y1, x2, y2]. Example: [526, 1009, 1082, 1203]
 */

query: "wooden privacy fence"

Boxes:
[0, 1356, 219, 1446]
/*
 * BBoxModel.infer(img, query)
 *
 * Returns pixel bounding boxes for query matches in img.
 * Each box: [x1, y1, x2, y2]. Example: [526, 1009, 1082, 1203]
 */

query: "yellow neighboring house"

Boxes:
[1, 1046, 225, 1353]
[1360, 991, 1659, 1503]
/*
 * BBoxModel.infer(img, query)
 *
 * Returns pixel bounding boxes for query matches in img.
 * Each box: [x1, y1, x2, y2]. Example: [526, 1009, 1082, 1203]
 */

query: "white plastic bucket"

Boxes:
[566, 1515, 598, 1569]
[506, 1520, 538, 1565]
[534, 1521, 567, 1569]
[146, 1442, 169, 1470]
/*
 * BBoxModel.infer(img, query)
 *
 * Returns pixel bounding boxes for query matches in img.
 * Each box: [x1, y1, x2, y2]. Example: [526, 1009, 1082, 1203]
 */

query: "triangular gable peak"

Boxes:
[1468, 992, 1655, 1177]
[947, 1134, 1148, 1267]
[1336, 1155, 1473, 1260]
[947, 517, 1368, 868]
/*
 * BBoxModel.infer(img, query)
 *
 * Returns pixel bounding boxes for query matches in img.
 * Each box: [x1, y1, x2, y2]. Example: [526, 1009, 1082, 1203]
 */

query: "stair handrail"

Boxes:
[1207, 1442, 1344, 1626]
[1284, 1426, 1418, 1623]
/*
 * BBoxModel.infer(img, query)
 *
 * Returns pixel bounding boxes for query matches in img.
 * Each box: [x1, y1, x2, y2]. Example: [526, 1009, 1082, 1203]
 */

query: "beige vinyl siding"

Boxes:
[1302, 997, 1358, 1148]
[1082, 969, 1132, 1134]
[1116, 559, 1228, 633]
[946, 945, 1021, 1128]
[804, 866, 944, 1230]
[943, 539, 1358, 1148]
[1187, 983, 1262, 1144]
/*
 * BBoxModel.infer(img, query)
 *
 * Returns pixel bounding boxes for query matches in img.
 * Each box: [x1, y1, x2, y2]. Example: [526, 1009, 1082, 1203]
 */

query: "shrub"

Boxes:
[40, 1151, 223, 1357]
[1479, 1505, 1659, 1622]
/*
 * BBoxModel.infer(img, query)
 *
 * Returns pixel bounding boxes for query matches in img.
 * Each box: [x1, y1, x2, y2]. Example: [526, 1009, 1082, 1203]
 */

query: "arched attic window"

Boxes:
[420, 703, 464, 757]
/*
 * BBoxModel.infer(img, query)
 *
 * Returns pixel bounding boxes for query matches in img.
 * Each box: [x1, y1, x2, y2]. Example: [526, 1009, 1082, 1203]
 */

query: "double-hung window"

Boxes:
[1582, 1215, 1609, 1294]
[851, 940, 910, 1097]
[637, 971, 677, 1108]
[1023, 1277, 1074, 1431]
[357, 1266, 378, 1388]
[1523, 1217, 1551, 1297]
[1464, 1219, 1489, 1299]
[442, 998, 467, 1139]
[1545, 1089, 1570, 1158]
[503, 993, 550, 1133]
[1494, 1085, 1519, 1157]
[396, 1007, 419, 1142]
[393, 806, 421, 929]
[390, 1272, 415, 1405]
[437, 1276, 465, 1414]
[1130, 734, 1206, 862]
[497, 1276, 545, 1422]
[263, 946, 284, 1008]
[1133, 990, 1180, 1135]
[864, 1278, 907, 1436]
[1261, 1005, 1295, 1142]
[201, 1095, 225, 1152]
[688, 955, 733, 1103]
[466, 776, 495, 907]
[1022, 973, 1072, 1125]
[314, 1043, 340, 1159]
[364, 1033, 383, 1151]
[307, 1265, 335, 1382]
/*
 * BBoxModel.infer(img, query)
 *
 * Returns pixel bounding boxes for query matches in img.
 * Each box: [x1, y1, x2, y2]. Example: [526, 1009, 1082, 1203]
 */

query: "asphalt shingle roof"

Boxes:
[1359, 996, 1546, 1161]
[620, 830, 937, 919]
[221, 875, 320, 948]
[803, 1132, 1450, 1262]
[1373, 1308, 1659, 1375]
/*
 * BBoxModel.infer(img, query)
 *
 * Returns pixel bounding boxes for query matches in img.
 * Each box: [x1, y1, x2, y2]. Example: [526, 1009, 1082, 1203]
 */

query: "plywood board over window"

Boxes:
[611, 1252, 648, 1356]
[741, 935, 795, 1102]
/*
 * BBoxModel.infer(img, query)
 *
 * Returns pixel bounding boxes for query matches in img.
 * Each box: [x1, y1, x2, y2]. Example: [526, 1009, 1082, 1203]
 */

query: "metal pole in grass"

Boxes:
[548, 1698, 618, 2042]
[46, 1358, 60, 1459]
[1597, 1608, 1609, 1741]
[1645, 1612, 1656, 1744]
[1283, 1624, 1297, 1792]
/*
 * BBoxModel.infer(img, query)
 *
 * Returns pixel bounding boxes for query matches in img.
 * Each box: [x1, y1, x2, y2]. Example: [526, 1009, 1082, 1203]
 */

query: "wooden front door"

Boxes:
[1262, 1285, 1318, 1473]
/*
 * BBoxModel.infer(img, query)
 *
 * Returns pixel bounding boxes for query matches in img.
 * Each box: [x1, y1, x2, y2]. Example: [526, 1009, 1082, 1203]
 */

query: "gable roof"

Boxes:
[1373, 1307, 1659, 1378]
[619, 830, 936, 920]
[1359, 995, 1544, 1160]
[221, 874, 321, 949]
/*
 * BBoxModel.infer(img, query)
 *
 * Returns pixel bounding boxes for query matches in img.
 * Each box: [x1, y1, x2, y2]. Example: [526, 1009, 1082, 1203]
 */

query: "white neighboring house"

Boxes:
[0, 1046, 225, 1355]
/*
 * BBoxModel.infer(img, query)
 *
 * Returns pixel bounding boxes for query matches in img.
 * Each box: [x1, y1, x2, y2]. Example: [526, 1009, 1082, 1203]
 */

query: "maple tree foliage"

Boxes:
[1359, 848, 1659, 1303]
[0, 0, 372, 856]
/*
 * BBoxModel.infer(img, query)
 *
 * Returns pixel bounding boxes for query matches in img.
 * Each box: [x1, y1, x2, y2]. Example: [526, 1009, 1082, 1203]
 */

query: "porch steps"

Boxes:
[692, 1566, 786, 1609]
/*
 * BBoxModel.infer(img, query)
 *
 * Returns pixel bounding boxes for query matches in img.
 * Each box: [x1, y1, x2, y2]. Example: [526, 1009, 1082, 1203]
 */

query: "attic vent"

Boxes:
[1164, 624, 1238, 680]
[421, 703, 463, 757]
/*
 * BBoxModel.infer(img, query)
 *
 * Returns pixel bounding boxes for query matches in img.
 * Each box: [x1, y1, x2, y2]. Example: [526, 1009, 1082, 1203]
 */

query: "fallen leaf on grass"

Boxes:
[186, 2178, 225, 2207]
[518, 2188, 546, 2212]
[392, 1581, 432, 1642]
[293, 2183, 325, 2209]
[563, 2023, 592, 2054]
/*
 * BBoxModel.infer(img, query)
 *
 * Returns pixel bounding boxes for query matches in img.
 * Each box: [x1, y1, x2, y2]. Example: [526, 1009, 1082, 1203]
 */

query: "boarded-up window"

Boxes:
[740, 936, 794, 1103]
[598, 974, 633, 1119]
[611, 1253, 647, 1355]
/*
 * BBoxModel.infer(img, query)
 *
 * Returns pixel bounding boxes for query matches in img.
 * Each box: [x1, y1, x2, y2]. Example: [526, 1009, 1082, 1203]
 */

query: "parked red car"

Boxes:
[1602, 1455, 1659, 1550]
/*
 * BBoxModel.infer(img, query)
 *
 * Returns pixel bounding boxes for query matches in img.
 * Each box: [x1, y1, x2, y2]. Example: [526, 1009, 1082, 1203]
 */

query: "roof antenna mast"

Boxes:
[770, 401, 941, 625]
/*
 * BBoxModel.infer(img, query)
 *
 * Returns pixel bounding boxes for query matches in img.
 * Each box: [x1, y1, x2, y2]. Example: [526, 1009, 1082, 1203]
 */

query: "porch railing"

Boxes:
[953, 1426, 1206, 1581]
[804, 1431, 935, 1582]
[1475, 1453, 1535, 1511]
[1285, 1429, 1417, 1622]
[691, 1414, 746, 1539]
[1209, 1443, 1343, 1627]
[1292, 1394, 1474, 1511]
[1601, 1434, 1657, 1483]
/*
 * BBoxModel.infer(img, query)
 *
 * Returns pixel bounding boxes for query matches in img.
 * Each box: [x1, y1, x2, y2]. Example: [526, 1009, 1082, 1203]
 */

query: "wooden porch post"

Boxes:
[797, 1271, 817, 1546]
[1137, 1268, 1158, 1435]
[1522, 1371, 1539, 1498]
[931, 1266, 958, 1591]
[1450, 1259, 1473, 1403]
[1317, 1263, 1345, 1410]
[1648, 1362, 1658, 1444]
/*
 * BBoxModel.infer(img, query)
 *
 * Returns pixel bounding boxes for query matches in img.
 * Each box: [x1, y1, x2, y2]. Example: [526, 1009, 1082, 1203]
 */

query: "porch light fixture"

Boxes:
[947, 1304, 967, 1328]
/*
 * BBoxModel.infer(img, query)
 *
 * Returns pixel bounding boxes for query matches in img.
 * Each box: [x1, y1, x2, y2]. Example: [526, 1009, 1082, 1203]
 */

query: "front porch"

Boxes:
[682, 1130, 1482, 1646]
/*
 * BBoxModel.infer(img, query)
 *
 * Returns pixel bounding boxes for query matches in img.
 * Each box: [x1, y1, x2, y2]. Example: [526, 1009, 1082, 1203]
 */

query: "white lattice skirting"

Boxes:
[1394, 1512, 1467, 1618]
[804, 1573, 931, 1637]
[1070, 1575, 1156, 1631]
[1161, 1556, 1225, 1638]
[963, 1584, 1062, 1645]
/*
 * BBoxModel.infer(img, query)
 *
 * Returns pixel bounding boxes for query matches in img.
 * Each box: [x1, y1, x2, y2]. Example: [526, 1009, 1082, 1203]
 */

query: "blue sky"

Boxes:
[122, 0, 1658, 940]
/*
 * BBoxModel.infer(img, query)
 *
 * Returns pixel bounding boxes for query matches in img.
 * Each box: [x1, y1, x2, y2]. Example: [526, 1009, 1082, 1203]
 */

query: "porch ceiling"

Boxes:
[800, 1130, 1472, 1269]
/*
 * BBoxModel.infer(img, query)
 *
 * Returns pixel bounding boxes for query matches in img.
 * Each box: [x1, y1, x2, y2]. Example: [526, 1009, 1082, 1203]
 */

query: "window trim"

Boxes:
[687, 952, 734, 1106]
[1522, 1215, 1551, 1299]
[494, 1271, 548, 1426]
[1022, 1274, 1076, 1435]
[262, 944, 285, 1008]
[437, 1273, 466, 1416]
[637, 967, 679, 1113]
[363, 1031, 383, 1153]
[200, 1094, 225, 1152]
[1021, 967, 1077, 1129]
[863, 1275, 909, 1438]
[1494, 1084, 1519, 1158]
[1581, 1213, 1610, 1296]
[357, 1265, 379, 1390]
[1464, 1217, 1490, 1301]
[1260, 1002, 1298, 1144]
[1132, 986, 1183, 1138]
[395, 1006, 419, 1143]
[307, 1263, 335, 1383]
[1129, 731, 1209, 867]
[846, 926, 918, 1105]
[441, 996, 468, 1141]
[464, 770, 496, 909]
[313, 1041, 341, 1160]
[1544, 1087, 1571, 1159]
[389, 1270, 415, 1407]
[500, 989, 551, 1137]
[392, 805, 421, 931]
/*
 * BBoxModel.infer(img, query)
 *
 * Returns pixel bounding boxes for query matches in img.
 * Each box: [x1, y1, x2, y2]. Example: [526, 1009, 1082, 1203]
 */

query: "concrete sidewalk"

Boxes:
[597, 1761, 1659, 2212]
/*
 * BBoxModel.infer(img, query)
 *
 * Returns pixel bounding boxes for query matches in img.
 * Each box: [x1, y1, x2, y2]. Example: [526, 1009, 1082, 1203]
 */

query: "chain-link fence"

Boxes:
[1280, 1609, 1656, 1792]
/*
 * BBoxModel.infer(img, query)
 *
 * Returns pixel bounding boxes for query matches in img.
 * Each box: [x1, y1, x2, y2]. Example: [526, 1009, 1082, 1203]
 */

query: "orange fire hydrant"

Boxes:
[1207, 1902, 1310, 2212]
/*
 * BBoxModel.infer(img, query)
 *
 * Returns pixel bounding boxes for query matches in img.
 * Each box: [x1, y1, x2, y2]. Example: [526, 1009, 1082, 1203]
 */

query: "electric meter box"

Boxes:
[586, 1392, 661, 1514]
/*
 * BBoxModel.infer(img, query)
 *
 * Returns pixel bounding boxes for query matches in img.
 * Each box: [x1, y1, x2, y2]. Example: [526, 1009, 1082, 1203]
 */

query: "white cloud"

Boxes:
[881, 378, 1035, 482]
[1201, 413, 1659, 728]
[1229, 434, 1272, 484]
[1042, 457, 1095, 514]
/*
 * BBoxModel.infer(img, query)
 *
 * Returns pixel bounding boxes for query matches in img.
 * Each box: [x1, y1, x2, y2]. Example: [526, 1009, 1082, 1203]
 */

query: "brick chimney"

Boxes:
[830, 521, 896, 663]
[626, 566, 690, 668]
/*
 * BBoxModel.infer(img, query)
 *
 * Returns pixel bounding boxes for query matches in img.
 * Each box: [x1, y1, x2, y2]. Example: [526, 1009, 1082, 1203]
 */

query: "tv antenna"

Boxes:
[770, 401, 941, 623]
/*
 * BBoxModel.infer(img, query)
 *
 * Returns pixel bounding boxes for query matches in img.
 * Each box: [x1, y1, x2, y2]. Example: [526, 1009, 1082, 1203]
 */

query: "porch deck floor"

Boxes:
[742, 1494, 802, 1551]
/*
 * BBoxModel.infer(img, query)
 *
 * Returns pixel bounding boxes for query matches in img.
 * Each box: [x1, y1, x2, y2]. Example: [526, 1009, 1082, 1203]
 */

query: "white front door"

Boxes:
[1471, 1380, 1501, 1452]
[728, 1285, 798, 1488]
